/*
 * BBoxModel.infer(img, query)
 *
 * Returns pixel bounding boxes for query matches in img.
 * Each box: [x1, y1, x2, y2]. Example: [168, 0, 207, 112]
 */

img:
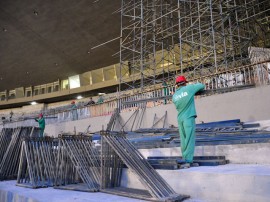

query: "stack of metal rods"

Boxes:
[16, 137, 58, 188]
[55, 135, 101, 192]
[0, 127, 38, 180]
[101, 133, 123, 189]
[0, 128, 13, 162]
[101, 131, 188, 201]
[55, 139, 78, 187]
[106, 108, 120, 131]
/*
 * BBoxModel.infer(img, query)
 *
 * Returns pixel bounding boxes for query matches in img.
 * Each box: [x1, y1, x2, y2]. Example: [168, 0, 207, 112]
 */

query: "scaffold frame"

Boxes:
[119, 0, 270, 92]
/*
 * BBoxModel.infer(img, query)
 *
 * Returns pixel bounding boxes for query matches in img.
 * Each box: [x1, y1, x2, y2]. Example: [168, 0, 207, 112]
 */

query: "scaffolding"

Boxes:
[119, 0, 270, 91]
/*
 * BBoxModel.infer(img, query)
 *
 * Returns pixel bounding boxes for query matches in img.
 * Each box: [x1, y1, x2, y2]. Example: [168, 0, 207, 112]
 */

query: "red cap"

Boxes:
[39, 113, 43, 117]
[175, 75, 187, 84]
[71, 100, 75, 104]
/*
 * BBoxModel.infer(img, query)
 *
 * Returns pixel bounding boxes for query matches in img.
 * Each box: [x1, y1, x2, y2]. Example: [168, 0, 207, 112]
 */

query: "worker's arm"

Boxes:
[192, 83, 205, 94]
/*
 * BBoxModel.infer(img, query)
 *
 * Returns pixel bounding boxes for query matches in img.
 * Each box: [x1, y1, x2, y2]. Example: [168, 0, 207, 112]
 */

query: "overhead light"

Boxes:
[31, 101, 37, 105]
[77, 95, 83, 99]
[33, 10, 38, 15]
[98, 93, 105, 95]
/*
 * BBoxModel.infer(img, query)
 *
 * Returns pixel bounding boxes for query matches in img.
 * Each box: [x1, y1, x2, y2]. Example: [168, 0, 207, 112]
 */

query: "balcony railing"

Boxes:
[1, 60, 269, 128]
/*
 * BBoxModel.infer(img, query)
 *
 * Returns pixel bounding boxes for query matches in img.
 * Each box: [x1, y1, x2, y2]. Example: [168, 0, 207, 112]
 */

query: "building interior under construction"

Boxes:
[0, 0, 270, 202]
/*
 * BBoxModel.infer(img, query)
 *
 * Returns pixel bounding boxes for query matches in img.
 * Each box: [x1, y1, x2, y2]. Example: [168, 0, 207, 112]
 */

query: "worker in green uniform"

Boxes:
[71, 101, 78, 121]
[172, 75, 205, 168]
[162, 81, 168, 104]
[35, 113, 45, 137]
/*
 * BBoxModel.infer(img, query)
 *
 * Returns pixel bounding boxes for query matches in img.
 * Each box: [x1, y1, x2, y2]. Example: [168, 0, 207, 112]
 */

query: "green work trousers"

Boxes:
[163, 87, 168, 104]
[178, 116, 196, 163]
[40, 128, 45, 138]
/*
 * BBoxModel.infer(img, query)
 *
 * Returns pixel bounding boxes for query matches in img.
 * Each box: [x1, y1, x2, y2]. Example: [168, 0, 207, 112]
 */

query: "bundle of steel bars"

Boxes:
[16, 137, 58, 188]
[101, 132, 123, 189]
[54, 140, 78, 187]
[0, 127, 39, 180]
[100, 131, 188, 202]
[0, 128, 13, 162]
[55, 135, 101, 192]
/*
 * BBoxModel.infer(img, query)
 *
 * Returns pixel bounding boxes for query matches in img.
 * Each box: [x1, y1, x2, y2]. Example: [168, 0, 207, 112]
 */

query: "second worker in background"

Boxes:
[35, 113, 45, 137]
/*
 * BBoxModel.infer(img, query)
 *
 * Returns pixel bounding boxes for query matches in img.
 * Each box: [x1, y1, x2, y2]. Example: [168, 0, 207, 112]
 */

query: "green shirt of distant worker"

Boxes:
[71, 101, 78, 121]
[97, 95, 104, 104]
[162, 81, 168, 104]
[35, 113, 45, 137]
[172, 75, 205, 164]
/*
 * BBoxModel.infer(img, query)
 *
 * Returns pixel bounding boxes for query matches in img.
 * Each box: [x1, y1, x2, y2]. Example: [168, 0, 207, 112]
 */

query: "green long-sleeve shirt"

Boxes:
[172, 83, 205, 120]
[35, 117, 45, 129]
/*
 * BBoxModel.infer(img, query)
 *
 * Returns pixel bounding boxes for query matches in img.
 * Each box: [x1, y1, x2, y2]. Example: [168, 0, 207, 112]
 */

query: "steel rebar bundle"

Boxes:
[16, 137, 58, 188]
[0, 127, 39, 180]
[55, 135, 101, 192]
[101, 131, 188, 201]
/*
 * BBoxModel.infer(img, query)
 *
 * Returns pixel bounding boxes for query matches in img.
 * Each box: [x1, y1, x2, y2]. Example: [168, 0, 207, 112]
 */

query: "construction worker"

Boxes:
[162, 81, 168, 104]
[172, 75, 205, 168]
[86, 97, 95, 106]
[71, 100, 78, 120]
[35, 113, 45, 137]
[97, 95, 104, 104]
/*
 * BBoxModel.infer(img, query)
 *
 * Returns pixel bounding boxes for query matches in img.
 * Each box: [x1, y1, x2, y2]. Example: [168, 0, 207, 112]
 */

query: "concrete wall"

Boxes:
[45, 115, 112, 136]
[44, 85, 270, 135]
[196, 85, 270, 123]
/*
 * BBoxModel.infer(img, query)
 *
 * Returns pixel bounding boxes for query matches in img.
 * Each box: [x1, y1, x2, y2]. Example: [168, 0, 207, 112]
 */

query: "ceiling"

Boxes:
[0, 0, 121, 91]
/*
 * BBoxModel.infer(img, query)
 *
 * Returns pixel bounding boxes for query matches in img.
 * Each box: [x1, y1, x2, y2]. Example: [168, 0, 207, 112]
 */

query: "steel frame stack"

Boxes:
[100, 131, 188, 201]
[55, 135, 101, 192]
[119, 0, 270, 91]
[16, 137, 58, 188]
[0, 127, 39, 180]
[0, 128, 13, 162]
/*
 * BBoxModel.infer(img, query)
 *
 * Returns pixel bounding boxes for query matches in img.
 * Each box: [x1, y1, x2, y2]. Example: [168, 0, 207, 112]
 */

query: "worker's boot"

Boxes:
[190, 162, 199, 167]
[176, 159, 186, 164]
[179, 163, 190, 169]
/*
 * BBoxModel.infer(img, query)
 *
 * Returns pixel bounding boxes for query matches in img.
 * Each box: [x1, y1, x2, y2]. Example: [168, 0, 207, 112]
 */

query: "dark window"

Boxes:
[54, 85, 59, 91]
[41, 88, 45, 94]
[26, 91, 31, 97]
[9, 94, 15, 99]
[34, 89, 39, 95]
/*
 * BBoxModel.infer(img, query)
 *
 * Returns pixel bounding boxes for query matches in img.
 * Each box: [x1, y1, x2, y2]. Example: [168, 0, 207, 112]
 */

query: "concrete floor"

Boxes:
[0, 180, 204, 202]
[121, 164, 270, 202]
[2, 164, 270, 202]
